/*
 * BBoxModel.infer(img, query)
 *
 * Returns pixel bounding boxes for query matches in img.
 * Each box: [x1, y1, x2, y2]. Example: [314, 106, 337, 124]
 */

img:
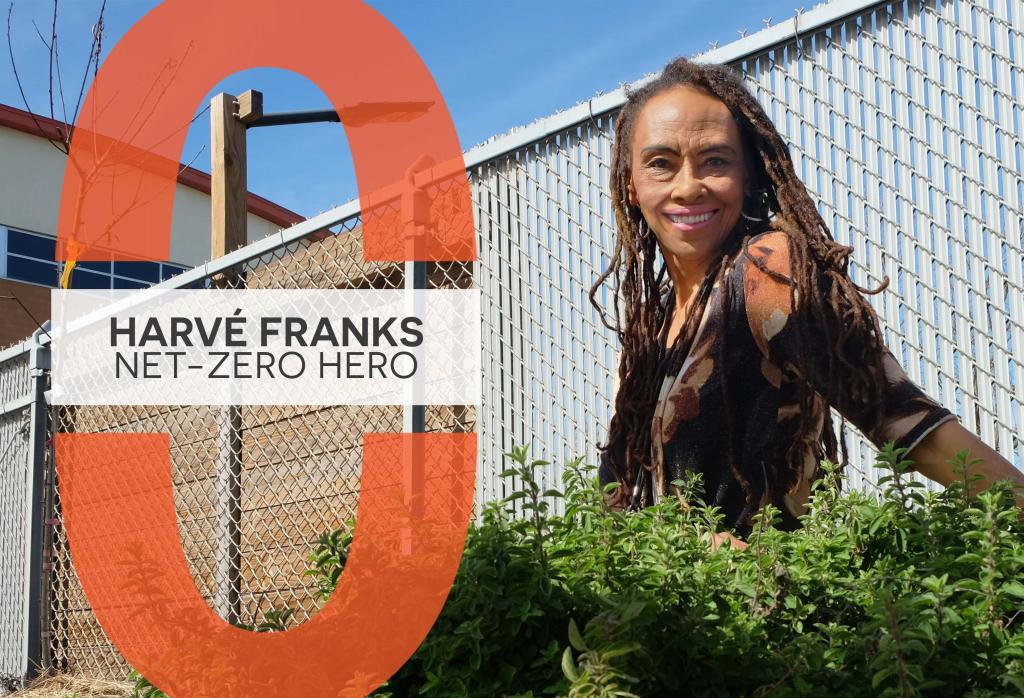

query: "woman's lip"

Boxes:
[664, 205, 718, 215]
[664, 208, 719, 232]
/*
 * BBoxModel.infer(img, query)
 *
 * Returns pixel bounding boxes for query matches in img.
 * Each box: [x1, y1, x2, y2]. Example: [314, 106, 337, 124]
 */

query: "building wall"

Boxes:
[170, 185, 289, 266]
[0, 126, 288, 269]
[0, 278, 48, 348]
[0, 128, 67, 241]
[0, 107, 303, 350]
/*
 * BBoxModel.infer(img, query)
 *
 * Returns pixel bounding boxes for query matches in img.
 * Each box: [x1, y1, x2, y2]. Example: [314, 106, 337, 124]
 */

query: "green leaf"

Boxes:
[561, 646, 579, 682]
[602, 642, 641, 660]
[568, 618, 586, 651]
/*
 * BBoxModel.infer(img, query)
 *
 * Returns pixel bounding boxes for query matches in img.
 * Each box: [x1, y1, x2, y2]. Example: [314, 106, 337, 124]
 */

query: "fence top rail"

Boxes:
[151, 202, 363, 292]
[0, 334, 42, 364]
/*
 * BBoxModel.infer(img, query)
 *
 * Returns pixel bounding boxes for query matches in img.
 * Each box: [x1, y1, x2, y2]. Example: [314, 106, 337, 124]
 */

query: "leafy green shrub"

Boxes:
[129, 608, 295, 697]
[305, 444, 1024, 697]
[132, 443, 1024, 696]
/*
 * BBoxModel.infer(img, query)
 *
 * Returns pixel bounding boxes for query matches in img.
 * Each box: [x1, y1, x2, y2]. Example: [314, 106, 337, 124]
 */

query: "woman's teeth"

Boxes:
[668, 211, 715, 224]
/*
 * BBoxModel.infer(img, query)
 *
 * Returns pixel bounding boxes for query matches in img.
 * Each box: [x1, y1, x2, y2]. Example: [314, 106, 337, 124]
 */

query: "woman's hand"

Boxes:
[709, 530, 748, 551]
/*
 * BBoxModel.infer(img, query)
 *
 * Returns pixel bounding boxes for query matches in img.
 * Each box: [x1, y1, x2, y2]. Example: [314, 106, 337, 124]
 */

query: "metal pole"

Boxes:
[402, 261, 427, 555]
[210, 91, 251, 625]
[22, 329, 49, 683]
[403, 258, 427, 436]
[215, 404, 242, 625]
[401, 157, 432, 555]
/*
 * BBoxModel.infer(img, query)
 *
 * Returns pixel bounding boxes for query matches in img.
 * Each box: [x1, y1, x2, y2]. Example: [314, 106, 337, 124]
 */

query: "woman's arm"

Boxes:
[907, 418, 1024, 507]
[737, 228, 1023, 515]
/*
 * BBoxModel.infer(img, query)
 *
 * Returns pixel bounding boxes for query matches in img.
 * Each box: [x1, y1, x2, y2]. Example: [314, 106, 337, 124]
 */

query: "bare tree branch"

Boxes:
[69, 0, 105, 141]
[6, 1, 69, 154]
[47, 1, 55, 120]
[48, 0, 70, 127]
[29, 18, 47, 48]
[8, 0, 221, 288]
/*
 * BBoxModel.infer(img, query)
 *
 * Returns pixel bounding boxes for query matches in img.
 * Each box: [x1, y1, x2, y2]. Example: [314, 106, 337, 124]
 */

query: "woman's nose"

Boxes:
[671, 164, 705, 201]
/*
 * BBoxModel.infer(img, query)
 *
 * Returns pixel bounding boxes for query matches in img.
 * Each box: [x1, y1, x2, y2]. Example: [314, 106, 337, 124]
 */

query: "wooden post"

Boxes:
[236, 89, 263, 125]
[210, 92, 249, 261]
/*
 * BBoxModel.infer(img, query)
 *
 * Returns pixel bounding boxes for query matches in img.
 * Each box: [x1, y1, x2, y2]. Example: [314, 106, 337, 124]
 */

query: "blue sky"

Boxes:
[3, 0, 812, 218]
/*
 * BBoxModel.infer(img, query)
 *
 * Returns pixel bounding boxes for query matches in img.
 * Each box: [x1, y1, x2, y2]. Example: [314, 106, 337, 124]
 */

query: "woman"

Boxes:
[589, 57, 1024, 549]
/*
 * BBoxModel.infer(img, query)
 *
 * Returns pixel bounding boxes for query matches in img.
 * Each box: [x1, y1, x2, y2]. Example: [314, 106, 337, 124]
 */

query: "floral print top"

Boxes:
[641, 225, 956, 535]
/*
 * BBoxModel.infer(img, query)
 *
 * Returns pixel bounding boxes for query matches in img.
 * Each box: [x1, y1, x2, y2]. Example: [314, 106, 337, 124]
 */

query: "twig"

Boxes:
[51, 0, 69, 127]
[69, 0, 105, 136]
[6, 1, 68, 154]
[46, 0, 55, 120]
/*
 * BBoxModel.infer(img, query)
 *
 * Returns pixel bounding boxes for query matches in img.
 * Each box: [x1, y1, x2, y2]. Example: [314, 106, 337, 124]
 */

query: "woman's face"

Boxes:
[627, 85, 750, 275]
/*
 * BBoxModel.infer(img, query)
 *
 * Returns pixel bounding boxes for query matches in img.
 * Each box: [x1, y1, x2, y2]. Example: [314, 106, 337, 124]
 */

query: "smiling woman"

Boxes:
[589, 57, 1024, 544]
[626, 85, 749, 349]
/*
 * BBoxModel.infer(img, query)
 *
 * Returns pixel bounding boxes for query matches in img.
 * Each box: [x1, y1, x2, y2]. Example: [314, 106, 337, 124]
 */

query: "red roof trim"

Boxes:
[0, 102, 304, 229]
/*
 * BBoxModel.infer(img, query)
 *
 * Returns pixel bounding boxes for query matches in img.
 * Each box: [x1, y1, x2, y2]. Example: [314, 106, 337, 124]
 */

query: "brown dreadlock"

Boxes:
[589, 57, 892, 514]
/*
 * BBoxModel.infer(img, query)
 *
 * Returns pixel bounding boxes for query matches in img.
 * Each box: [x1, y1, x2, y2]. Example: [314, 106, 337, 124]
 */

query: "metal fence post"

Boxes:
[403, 261, 427, 441]
[401, 159, 430, 554]
[402, 259, 426, 554]
[210, 91, 248, 626]
[214, 405, 242, 625]
[22, 329, 50, 684]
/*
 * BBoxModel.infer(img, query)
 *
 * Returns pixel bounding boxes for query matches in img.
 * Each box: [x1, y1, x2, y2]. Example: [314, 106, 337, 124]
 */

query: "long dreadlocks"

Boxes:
[589, 57, 891, 513]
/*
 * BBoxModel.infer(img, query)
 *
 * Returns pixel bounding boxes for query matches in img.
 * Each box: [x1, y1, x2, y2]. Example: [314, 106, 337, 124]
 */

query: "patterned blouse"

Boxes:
[616, 222, 956, 536]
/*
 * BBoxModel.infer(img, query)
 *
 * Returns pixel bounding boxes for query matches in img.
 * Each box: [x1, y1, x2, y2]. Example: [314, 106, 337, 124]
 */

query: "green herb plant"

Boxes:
[132, 442, 1024, 697]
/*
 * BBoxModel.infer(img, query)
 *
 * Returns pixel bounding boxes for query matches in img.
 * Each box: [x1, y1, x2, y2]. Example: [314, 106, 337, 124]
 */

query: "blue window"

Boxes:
[114, 261, 161, 283]
[8, 230, 56, 259]
[161, 264, 187, 280]
[69, 269, 111, 289]
[1, 225, 192, 289]
[8, 258, 59, 286]
[78, 261, 111, 273]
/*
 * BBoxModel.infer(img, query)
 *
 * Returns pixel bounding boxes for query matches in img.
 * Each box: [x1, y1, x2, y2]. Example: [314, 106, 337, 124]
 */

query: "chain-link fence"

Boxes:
[0, 347, 32, 689]
[2, 0, 1023, 688]
[44, 200, 476, 678]
[0, 336, 46, 691]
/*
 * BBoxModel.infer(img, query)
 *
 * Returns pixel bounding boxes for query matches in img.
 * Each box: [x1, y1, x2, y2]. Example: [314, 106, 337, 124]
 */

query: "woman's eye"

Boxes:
[707, 157, 728, 167]
[647, 158, 670, 169]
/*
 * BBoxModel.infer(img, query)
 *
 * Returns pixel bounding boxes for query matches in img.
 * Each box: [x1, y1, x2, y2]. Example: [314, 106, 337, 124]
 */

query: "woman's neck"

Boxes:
[662, 219, 752, 310]
[665, 256, 713, 312]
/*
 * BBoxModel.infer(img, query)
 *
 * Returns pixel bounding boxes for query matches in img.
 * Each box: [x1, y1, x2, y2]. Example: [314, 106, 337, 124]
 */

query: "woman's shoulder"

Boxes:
[736, 217, 797, 284]
[728, 219, 804, 351]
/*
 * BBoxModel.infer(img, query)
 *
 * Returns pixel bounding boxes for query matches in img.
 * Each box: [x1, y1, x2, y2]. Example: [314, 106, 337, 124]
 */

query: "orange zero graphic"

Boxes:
[54, 1, 476, 695]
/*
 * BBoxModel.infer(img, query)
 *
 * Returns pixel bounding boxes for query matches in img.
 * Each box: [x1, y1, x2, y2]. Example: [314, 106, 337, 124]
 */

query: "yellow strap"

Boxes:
[59, 238, 82, 289]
